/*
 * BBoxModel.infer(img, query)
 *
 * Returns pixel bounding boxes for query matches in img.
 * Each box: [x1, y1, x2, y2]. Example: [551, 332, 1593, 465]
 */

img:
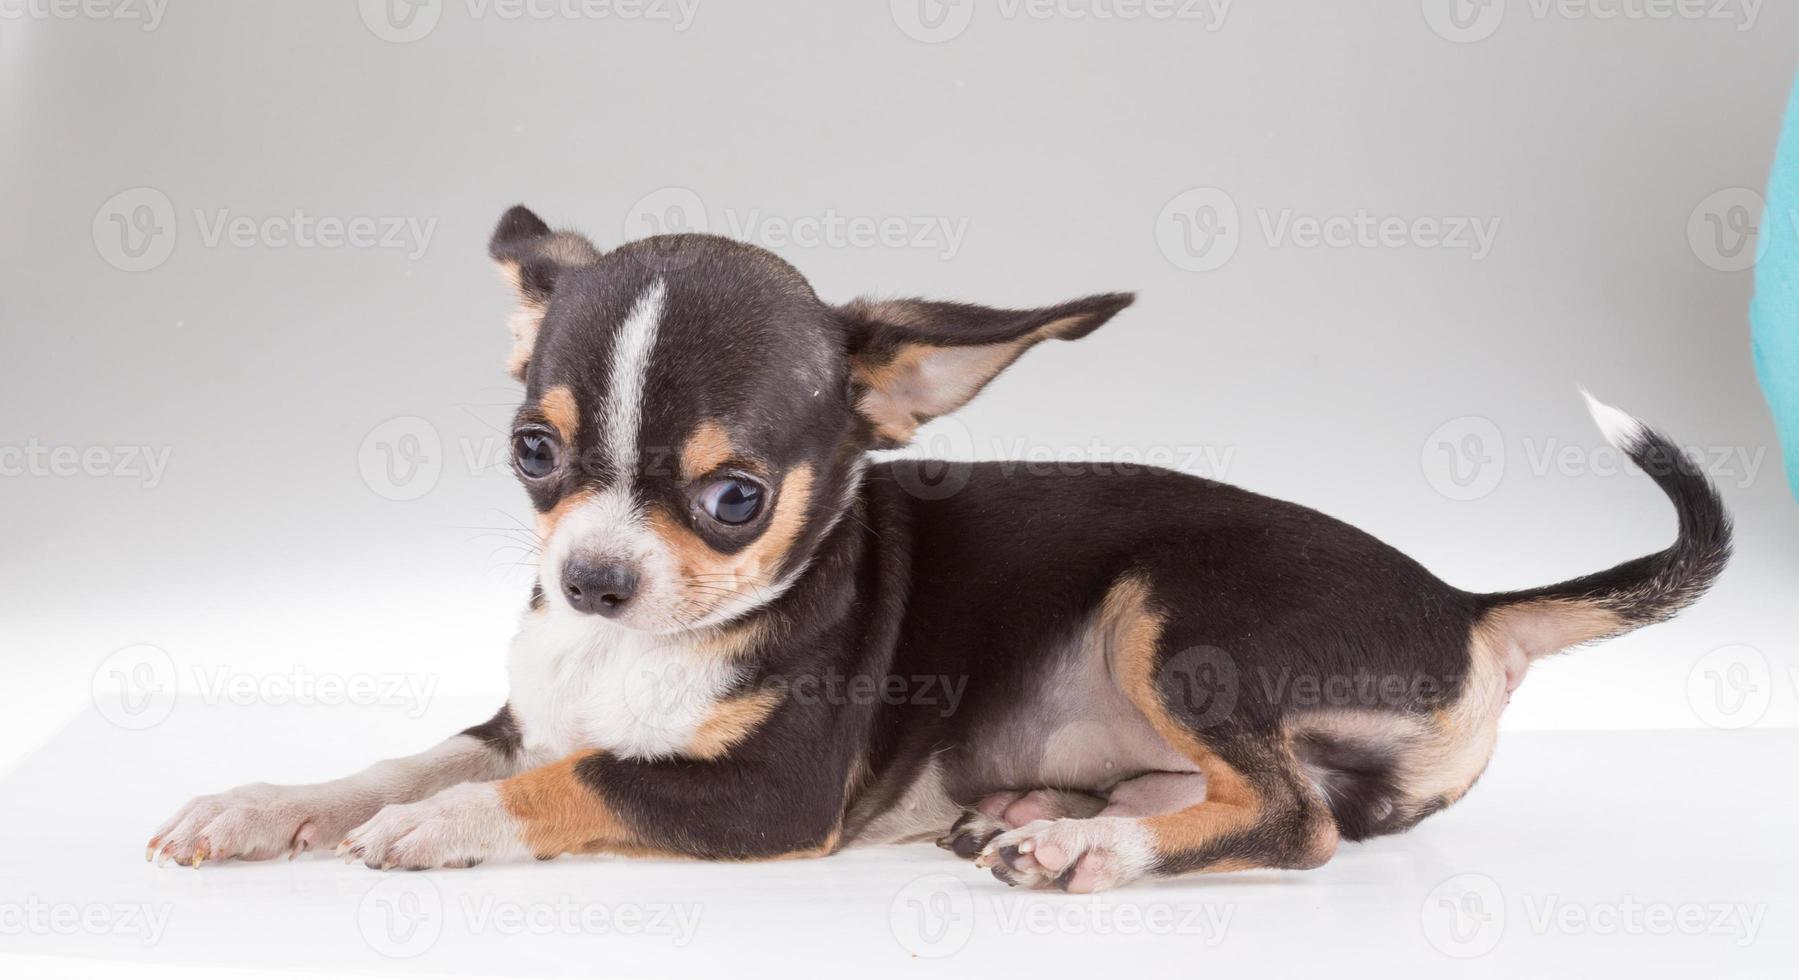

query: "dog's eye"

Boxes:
[512, 430, 559, 480]
[698, 477, 765, 526]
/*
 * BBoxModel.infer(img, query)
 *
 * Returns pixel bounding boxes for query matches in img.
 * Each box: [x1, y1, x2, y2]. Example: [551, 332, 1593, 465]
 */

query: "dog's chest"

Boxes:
[506, 610, 741, 760]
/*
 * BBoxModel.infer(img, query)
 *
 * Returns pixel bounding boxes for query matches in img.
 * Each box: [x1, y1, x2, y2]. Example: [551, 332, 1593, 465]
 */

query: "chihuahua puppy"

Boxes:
[147, 206, 1729, 892]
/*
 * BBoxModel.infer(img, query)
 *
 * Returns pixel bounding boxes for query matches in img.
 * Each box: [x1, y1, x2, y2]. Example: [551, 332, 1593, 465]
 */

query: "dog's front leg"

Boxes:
[147, 706, 527, 866]
[338, 749, 845, 871]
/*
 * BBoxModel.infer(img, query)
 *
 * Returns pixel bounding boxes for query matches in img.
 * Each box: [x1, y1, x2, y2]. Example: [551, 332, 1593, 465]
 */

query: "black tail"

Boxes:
[1473, 391, 1732, 659]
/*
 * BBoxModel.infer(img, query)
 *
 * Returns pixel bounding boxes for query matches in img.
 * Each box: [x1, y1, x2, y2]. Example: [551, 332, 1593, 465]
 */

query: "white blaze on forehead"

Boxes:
[604, 278, 668, 481]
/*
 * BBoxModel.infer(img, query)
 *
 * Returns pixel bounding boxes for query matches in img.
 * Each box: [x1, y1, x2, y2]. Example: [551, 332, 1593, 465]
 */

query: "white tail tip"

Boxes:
[1580, 387, 1649, 450]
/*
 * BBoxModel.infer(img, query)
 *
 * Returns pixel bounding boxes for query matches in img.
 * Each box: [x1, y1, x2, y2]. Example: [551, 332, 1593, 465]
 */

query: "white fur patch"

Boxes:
[603, 278, 668, 478]
[540, 487, 686, 630]
[978, 816, 1158, 892]
[147, 735, 511, 866]
[1580, 387, 1648, 451]
[507, 604, 743, 760]
[339, 781, 530, 870]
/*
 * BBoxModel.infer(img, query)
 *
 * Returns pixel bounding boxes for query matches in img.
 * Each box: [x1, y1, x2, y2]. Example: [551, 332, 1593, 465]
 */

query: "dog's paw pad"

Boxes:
[976, 817, 1151, 893]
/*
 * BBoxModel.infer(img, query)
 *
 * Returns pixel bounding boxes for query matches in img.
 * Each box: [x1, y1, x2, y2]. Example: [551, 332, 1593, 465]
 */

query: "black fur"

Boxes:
[476, 206, 1730, 877]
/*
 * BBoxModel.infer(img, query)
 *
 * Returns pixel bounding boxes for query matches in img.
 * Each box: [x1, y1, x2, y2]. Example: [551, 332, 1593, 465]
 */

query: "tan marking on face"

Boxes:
[535, 490, 597, 542]
[687, 688, 784, 760]
[538, 385, 580, 445]
[680, 420, 737, 482]
[647, 464, 816, 619]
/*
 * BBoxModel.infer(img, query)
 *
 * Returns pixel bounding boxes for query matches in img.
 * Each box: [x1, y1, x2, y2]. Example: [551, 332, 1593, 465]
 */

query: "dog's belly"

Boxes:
[943, 634, 1200, 802]
[505, 607, 741, 760]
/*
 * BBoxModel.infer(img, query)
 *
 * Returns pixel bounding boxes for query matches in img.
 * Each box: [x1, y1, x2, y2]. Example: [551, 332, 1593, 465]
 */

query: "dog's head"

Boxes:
[492, 204, 1132, 633]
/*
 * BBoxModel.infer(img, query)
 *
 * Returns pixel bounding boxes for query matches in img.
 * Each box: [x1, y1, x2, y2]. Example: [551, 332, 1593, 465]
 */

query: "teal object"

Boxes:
[1752, 72, 1799, 501]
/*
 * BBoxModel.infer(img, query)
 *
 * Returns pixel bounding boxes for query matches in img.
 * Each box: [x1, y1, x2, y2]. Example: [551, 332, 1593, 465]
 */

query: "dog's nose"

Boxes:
[561, 559, 639, 617]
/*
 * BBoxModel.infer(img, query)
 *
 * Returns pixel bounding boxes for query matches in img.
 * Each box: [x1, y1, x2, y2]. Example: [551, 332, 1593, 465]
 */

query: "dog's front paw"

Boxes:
[148, 782, 380, 867]
[338, 783, 528, 871]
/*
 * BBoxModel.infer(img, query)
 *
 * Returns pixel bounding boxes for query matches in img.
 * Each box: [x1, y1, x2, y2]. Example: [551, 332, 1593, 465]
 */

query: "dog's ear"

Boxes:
[489, 205, 603, 381]
[840, 292, 1134, 447]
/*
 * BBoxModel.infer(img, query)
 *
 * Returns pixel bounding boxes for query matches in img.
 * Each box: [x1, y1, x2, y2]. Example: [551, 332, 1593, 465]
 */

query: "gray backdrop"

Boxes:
[3, 0, 1796, 755]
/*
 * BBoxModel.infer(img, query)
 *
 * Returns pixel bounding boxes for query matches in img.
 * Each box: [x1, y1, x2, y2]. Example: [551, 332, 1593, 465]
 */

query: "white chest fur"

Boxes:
[506, 607, 743, 760]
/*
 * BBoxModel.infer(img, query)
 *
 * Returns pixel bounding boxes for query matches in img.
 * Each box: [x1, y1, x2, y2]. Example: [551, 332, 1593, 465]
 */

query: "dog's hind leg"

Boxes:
[937, 789, 1105, 859]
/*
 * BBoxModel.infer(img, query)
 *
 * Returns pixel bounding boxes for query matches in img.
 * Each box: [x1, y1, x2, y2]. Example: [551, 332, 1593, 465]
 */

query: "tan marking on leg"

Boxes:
[687, 688, 784, 760]
[538, 385, 580, 445]
[1103, 573, 1333, 872]
[648, 464, 815, 614]
[1478, 598, 1625, 666]
[1412, 624, 1514, 804]
[1104, 574, 1204, 759]
[679, 420, 737, 481]
[499, 752, 837, 862]
[1284, 623, 1514, 823]
[498, 754, 644, 859]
